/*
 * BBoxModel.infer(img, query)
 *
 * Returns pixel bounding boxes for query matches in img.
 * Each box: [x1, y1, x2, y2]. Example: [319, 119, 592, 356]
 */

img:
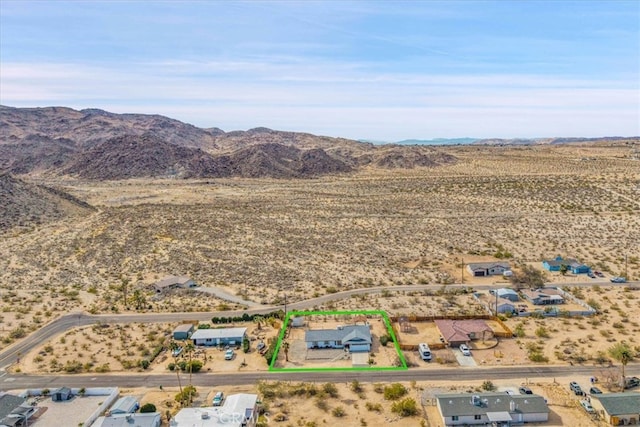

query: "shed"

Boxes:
[51, 387, 72, 402]
[496, 303, 516, 314]
[110, 396, 139, 414]
[173, 323, 195, 340]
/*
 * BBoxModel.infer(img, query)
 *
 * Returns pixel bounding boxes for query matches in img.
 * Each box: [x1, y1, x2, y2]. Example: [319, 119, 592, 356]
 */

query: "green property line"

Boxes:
[268, 309, 408, 372]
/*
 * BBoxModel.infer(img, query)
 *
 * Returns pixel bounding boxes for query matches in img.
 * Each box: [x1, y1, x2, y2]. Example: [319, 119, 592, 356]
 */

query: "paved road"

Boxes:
[1, 280, 637, 370]
[2, 364, 639, 391]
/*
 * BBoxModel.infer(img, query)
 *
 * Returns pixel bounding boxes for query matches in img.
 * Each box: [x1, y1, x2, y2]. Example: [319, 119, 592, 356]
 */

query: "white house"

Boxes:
[305, 325, 372, 352]
[435, 392, 549, 426]
[191, 328, 247, 347]
[92, 412, 161, 427]
[172, 393, 258, 427]
[109, 396, 139, 414]
[467, 262, 511, 277]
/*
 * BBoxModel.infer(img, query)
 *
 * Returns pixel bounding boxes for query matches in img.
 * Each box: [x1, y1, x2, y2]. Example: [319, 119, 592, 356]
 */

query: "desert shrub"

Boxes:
[139, 359, 150, 370]
[332, 406, 346, 417]
[481, 380, 495, 391]
[365, 401, 382, 412]
[175, 385, 197, 406]
[322, 382, 339, 398]
[535, 326, 550, 338]
[391, 398, 419, 416]
[383, 383, 408, 400]
[140, 403, 156, 413]
[379, 335, 390, 346]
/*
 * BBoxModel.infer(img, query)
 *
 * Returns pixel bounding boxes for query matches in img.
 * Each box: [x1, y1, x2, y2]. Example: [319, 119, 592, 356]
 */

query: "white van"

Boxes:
[418, 343, 432, 361]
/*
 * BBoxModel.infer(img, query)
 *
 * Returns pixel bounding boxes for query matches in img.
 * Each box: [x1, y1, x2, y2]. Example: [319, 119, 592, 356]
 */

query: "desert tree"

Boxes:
[608, 342, 634, 390]
[283, 341, 290, 362]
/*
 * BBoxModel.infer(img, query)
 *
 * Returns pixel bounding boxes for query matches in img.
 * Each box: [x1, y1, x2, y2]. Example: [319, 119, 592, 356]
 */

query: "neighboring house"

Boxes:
[305, 325, 372, 353]
[467, 262, 511, 277]
[542, 256, 590, 274]
[173, 323, 196, 340]
[0, 393, 30, 427]
[520, 288, 565, 305]
[435, 392, 549, 426]
[172, 393, 258, 427]
[51, 387, 72, 402]
[153, 275, 195, 293]
[434, 320, 494, 346]
[109, 396, 139, 415]
[591, 393, 640, 426]
[191, 327, 247, 347]
[494, 288, 520, 302]
[92, 412, 161, 427]
[496, 302, 516, 314]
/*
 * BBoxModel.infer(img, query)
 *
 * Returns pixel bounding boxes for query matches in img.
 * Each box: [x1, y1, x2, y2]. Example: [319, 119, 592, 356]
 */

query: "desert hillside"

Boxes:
[0, 173, 94, 231]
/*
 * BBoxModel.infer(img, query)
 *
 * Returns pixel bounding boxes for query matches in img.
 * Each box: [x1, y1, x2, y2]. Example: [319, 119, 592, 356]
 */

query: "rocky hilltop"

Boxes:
[0, 105, 457, 179]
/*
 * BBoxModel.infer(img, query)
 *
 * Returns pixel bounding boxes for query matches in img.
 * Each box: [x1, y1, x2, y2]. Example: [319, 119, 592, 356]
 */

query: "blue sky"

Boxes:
[1, 1, 638, 140]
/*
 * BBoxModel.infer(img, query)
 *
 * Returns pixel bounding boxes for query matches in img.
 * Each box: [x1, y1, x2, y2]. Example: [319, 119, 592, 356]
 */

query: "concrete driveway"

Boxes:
[453, 349, 478, 367]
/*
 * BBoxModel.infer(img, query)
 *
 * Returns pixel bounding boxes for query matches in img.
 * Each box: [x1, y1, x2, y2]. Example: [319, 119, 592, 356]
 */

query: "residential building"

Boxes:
[494, 288, 520, 302]
[92, 412, 161, 427]
[591, 393, 640, 426]
[434, 319, 494, 346]
[520, 288, 565, 305]
[172, 393, 258, 427]
[0, 393, 34, 427]
[153, 275, 195, 293]
[305, 325, 372, 352]
[435, 392, 549, 426]
[542, 256, 590, 274]
[467, 262, 511, 277]
[191, 327, 247, 347]
[173, 323, 196, 340]
[109, 396, 139, 414]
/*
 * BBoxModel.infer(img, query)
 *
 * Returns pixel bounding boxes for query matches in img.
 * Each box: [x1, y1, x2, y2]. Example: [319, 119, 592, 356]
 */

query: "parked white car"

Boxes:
[459, 344, 471, 356]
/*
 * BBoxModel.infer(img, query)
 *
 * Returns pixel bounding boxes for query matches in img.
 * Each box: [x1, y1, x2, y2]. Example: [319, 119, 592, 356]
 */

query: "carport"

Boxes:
[487, 411, 513, 426]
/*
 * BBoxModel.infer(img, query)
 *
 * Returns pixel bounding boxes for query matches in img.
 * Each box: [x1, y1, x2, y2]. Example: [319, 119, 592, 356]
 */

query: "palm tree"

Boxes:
[169, 340, 183, 395]
[608, 342, 634, 390]
[253, 315, 264, 331]
[184, 342, 196, 392]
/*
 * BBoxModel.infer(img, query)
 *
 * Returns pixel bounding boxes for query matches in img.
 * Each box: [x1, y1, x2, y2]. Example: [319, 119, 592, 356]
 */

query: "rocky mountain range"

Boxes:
[0, 105, 457, 179]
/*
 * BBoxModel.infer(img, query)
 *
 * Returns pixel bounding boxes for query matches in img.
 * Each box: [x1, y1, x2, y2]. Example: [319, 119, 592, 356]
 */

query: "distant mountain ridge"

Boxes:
[362, 136, 638, 146]
[0, 105, 458, 179]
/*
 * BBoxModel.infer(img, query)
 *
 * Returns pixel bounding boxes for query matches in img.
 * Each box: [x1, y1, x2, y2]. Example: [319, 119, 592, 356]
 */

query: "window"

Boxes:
[452, 416, 459, 421]
[474, 415, 482, 420]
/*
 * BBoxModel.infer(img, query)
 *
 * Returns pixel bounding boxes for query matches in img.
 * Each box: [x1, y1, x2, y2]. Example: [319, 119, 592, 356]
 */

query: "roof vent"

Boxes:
[201, 412, 210, 419]
[471, 395, 482, 406]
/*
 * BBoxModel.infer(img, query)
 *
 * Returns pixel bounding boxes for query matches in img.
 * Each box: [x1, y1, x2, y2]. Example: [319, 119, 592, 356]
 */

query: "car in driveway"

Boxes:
[212, 391, 224, 406]
[224, 349, 235, 360]
[625, 376, 640, 389]
[580, 400, 595, 413]
[459, 344, 471, 356]
[518, 386, 533, 395]
[594, 271, 604, 277]
[570, 381, 584, 395]
[589, 386, 602, 395]
[587, 272, 596, 279]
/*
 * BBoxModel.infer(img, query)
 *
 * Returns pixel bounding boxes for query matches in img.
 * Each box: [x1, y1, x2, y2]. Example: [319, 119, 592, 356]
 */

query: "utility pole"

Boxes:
[461, 258, 465, 283]
[625, 254, 628, 279]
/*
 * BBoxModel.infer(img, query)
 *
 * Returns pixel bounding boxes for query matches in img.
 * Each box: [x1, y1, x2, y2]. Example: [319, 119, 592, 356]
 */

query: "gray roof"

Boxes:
[154, 275, 193, 289]
[191, 327, 247, 340]
[0, 394, 26, 420]
[543, 257, 583, 268]
[496, 288, 518, 296]
[305, 325, 371, 344]
[110, 396, 138, 414]
[594, 393, 640, 415]
[173, 323, 195, 333]
[93, 412, 161, 427]
[468, 262, 511, 269]
[437, 393, 549, 417]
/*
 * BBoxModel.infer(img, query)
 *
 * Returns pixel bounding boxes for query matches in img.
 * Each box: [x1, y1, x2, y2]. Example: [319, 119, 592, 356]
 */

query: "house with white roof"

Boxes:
[92, 412, 161, 427]
[171, 393, 258, 427]
[191, 328, 247, 347]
